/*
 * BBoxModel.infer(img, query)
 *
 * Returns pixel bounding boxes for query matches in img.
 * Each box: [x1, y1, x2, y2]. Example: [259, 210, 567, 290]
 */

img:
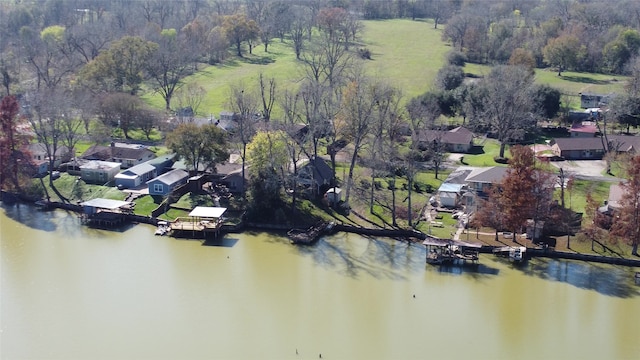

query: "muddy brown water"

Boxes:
[2, 204, 639, 359]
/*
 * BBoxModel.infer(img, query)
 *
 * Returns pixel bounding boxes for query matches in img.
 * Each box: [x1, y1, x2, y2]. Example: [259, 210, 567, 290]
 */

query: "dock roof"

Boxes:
[422, 238, 482, 248]
[80, 198, 132, 210]
[188, 206, 227, 218]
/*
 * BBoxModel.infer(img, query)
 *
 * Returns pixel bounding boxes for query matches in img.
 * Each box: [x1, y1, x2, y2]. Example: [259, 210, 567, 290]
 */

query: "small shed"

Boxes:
[438, 183, 464, 208]
[325, 187, 342, 205]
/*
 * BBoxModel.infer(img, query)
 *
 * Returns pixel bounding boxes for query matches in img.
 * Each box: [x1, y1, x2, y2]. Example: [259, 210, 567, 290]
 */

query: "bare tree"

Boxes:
[290, 6, 311, 60]
[335, 76, 381, 205]
[227, 84, 259, 199]
[258, 73, 276, 122]
[20, 25, 80, 91]
[25, 89, 70, 202]
[279, 89, 303, 212]
[146, 29, 193, 111]
[477, 65, 537, 158]
[175, 83, 206, 118]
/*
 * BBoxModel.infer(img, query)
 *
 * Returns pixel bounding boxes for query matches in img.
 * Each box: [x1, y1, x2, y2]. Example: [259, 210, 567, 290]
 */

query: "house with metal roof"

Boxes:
[147, 169, 189, 196]
[114, 162, 157, 189]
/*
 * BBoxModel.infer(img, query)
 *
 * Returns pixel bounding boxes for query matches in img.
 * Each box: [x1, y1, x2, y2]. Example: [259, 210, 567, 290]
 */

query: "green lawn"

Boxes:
[141, 19, 450, 116]
[462, 139, 509, 167]
[37, 173, 125, 203]
[360, 18, 449, 100]
[564, 179, 611, 214]
[133, 195, 159, 216]
[464, 63, 628, 109]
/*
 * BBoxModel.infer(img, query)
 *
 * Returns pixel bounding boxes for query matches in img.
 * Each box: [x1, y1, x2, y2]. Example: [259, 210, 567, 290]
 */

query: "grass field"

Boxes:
[142, 19, 450, 116]
[464, 63, 628, 109]
[142, 18, 630, 117]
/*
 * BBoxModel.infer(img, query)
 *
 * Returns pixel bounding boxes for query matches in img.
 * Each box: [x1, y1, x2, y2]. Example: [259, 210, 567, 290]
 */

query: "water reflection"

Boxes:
[1, 203, 57, 232]
[203, 237, 239, 247]
[522, 258, 639, 298]
[434, 263, 500, 276]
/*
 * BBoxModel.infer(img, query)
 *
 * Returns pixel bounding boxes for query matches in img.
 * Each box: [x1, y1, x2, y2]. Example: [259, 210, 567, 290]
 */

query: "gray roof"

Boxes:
[551, 137, 605, 151]
[308, 157, 333, 183]
[608, 134, 640, 152]
[148, 169, 189, 185]
[465, 166, 508, 184]
[148, 153, 176, 166]
[81, 144, 155, 161]
[122, 162, 155, 176]
[442, 167, 474, 185]
[80, 160, 120, 170]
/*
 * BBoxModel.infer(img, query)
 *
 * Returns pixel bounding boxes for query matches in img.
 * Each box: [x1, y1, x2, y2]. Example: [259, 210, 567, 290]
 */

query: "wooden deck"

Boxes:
[169, 218, 224, 238]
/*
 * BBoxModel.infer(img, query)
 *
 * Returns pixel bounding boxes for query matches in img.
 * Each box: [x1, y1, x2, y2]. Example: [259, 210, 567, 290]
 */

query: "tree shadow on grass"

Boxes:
[560, 75, 612, 85]
[467, 145, 485, 155]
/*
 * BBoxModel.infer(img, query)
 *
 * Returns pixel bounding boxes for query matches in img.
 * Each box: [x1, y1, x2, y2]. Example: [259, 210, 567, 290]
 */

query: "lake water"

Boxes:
[1, 204, 639, 360]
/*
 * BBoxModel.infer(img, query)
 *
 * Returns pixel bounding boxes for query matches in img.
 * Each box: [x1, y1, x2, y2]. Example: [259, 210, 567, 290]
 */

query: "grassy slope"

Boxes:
[142, 19, 449, 116]
[360, 18, 448, 100]
[465, 63, 628, 110]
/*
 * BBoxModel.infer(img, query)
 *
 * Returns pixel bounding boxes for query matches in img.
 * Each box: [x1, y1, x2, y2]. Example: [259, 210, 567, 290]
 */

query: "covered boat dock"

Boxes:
[422, 238, 481, 265]
[169, 206, 227, 238]
[79, 198, 135, 227]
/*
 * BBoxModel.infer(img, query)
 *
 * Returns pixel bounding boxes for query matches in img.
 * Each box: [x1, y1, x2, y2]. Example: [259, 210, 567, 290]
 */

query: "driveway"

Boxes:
[549, 160, 621, 182]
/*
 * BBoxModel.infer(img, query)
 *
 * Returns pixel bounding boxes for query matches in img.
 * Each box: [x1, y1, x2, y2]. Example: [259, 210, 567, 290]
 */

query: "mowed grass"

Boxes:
[360, 18, 449, 100]
[462, 139, 509, 167]
[142, 19, 450, 116]
[465, 63, 628, 109]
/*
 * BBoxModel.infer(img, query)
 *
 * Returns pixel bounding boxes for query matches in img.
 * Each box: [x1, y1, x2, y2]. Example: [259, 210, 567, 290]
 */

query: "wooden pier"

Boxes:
[288, 222, 335, 245]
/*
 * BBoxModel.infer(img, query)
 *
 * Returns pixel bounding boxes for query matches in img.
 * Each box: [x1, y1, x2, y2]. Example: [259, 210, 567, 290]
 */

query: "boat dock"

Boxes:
[166, 206, 227, 239]
[493, 246, 527, 262]
[288, 222, 335, 245]
[423, 238, 481, 265]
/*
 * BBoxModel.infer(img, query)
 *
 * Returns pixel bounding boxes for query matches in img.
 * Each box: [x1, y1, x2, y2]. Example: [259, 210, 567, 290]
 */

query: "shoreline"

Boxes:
[7, 198, 640, 268]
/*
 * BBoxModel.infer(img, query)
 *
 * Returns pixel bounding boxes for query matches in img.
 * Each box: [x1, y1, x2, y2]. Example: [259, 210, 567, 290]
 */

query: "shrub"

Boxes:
[447, 50, 467, 66]
[494, 156, 509, 164]
[413, 182, 423, 193]
[374, 180, 383, 190]
[360, 179, 371, 190]
[358, 47, 372, 59]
